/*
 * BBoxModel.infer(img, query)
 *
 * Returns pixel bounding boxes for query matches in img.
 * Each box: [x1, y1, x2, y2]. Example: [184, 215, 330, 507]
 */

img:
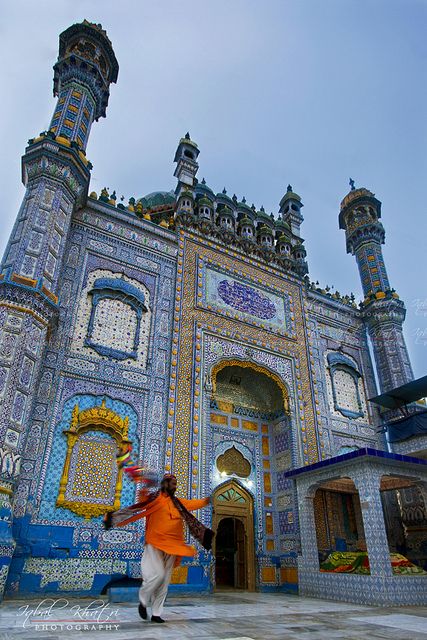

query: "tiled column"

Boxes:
[297, 481, 319, 571]
[354, 469, 392, 577]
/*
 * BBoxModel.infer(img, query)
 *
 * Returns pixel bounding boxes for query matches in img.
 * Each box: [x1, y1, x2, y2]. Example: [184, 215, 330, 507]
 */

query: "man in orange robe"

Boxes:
[118, 473, 210, 623]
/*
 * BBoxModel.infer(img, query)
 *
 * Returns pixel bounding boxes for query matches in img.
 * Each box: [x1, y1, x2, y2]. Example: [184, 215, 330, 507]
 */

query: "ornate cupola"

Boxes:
[175, 189, 195, 227]
[174, 132, 199, 188]
[275, 226, 292, 255]
[217, 205, 235, 230]
[236, 196, 255, 239]
[197, 196, 213, 221]
[257, 223, 274, 248]
[195, 177, 215, 201]
[293, 242, 308, 276]
[238, 215, 255, 241]
[279, 185, 304, 237]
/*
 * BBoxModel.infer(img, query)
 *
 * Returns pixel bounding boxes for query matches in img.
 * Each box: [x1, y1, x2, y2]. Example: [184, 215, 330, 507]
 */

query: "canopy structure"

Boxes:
[369, 375, 427, 444]
[369, 375, 427, 410]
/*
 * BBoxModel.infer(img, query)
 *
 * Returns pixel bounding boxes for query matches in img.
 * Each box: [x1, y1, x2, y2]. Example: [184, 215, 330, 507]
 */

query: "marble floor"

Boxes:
[0, 591, 426, 639]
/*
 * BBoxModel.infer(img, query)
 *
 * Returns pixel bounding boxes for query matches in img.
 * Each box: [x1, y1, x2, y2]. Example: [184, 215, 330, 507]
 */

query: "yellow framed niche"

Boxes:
[56, 399, 131, 519]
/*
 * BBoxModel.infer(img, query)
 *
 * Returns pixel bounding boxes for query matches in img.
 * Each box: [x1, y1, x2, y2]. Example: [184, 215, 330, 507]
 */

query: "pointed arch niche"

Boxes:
[208, 359, 296, 585]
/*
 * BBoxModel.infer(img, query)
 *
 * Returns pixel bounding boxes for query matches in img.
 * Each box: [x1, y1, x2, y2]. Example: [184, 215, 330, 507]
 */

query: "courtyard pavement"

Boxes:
[0, 591, 426, 639]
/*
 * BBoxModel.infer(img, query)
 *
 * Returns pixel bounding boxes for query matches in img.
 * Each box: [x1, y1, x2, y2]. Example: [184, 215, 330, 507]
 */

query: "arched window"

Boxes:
[327, 352, 364, 419]
[86, 277, 147, 360]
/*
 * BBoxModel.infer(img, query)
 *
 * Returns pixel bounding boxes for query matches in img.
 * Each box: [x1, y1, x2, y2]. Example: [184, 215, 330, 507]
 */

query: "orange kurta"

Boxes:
[144, 494, 209, 557]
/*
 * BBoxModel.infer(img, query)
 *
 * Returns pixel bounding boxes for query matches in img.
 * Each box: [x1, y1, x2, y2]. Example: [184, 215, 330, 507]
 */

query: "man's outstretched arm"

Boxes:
[179, 497, 210, 511]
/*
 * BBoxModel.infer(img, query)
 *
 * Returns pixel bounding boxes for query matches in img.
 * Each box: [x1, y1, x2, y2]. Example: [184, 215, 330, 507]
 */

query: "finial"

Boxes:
[222, 188, 227, 195]
[251, 204, 256, 211]
[242, 196, 246, 203]
[232, 194, 237, 202]
[99, 187, 109, 202]
[185, 132, 191, 140]
[201, 177, 206, 185]
[349, 177, 355, 191]
[287, 184, 292, 192]
[260, 205, 265, 212]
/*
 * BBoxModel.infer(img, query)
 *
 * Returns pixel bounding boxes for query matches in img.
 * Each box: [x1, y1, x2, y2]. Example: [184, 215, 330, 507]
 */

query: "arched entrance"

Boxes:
[213, 480, 256, 591]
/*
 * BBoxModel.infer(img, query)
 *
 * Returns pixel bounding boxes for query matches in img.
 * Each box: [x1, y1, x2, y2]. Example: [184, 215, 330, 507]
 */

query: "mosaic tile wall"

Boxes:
[2, 169, 80, 292]
[4, 207, 416, 598]
[3, 193, 417, 598]
[49, 82, 95, 151]
[305, 291, 381, 457]
[5, 204, 178, 596]
[165, 229, 321, 589]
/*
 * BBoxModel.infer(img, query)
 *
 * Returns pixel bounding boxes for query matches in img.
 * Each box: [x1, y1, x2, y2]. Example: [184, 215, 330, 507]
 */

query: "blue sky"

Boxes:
[1, 0, 426, 377]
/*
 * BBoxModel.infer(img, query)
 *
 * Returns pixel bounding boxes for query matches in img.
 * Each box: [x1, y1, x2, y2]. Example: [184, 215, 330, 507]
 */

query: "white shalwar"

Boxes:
[139, 543, 176, 616]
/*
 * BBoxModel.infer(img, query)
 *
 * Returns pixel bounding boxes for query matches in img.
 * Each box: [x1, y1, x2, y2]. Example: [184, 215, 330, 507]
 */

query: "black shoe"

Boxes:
[151, 615, 165, 623]
[138, 603, 147, 620]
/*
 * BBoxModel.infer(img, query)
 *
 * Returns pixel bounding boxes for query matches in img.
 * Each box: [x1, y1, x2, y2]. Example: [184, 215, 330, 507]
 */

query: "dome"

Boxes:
[238, 215, 255, 227]
[237, 199, 253, 215]
[256, 207, 274, 227]
[281, 184, 301, 203]
[277, 232, 291, 244]
[218, 205, 233, 216]
[138, 191, 176, 209]
[276, 219, 291, 231]
[257, 223, 274, 236]
[198, 196, 212, 207]
[216, 189, 235, 208]
[340, 187, 375, 211]
[195, 178, 215, 200]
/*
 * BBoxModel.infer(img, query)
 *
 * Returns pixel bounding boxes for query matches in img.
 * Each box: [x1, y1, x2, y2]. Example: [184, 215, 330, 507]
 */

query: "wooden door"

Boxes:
[212, 480, 256, 591]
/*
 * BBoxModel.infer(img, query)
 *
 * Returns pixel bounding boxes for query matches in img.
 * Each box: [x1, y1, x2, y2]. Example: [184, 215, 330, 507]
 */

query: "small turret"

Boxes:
[197, 196, 213, 222]
[257, 223, 274, 248]
[279, 185, 304, 237]
[238, 215, 255, 241]
[217, 205, 235, 230]
[174, 133, 199, 187]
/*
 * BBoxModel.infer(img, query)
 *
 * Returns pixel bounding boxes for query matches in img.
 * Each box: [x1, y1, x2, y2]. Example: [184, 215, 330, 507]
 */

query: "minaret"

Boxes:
[1, 21, 118, 291]
[174, 132, 199, 189]
[279, 185, 304, 237]
[0, 22, 118, 598]
[173, 133, 199, 227]
[339, 183, 413, 391]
